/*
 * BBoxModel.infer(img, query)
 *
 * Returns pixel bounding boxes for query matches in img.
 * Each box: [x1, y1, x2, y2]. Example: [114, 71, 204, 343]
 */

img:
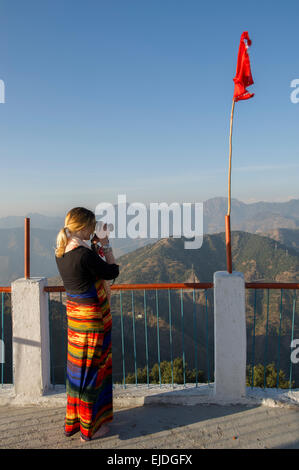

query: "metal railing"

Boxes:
[4, 216, 298, 390]
[245, 282, 299, 390]
[46, 283, 214, 388]
[0, 287, 12, 386]
[47, 281, 299, 390]
[1, 281, 298, 391]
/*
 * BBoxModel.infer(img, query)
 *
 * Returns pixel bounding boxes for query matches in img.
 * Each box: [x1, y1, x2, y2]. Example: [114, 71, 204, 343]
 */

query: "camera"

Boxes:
[95, 221, 114, 238]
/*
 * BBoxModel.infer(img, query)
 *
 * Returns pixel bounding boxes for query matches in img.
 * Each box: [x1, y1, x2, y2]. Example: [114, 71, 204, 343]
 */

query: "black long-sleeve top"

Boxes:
[55, 245, 119, 295]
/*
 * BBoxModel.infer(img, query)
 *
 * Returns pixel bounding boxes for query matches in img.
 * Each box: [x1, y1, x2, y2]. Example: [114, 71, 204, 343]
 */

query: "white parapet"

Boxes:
[11, 277, 51, 401]
[213, 271, 246, 402]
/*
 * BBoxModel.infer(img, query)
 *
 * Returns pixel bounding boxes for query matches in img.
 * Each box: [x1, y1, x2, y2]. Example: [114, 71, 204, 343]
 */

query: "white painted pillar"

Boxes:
[213, 271, 246, 401]
[11, 277, 51, 400]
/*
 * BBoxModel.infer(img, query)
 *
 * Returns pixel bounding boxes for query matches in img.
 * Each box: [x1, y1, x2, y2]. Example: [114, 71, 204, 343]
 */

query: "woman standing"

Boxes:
[55, 207, 119, 441]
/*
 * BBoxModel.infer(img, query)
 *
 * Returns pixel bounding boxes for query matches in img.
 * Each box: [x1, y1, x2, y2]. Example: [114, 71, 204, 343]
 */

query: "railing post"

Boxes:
[24, 217, 30, 279]
[225, 215, 232, 273]
[213, 271, 246, 401]
[11, 277, 51, 402]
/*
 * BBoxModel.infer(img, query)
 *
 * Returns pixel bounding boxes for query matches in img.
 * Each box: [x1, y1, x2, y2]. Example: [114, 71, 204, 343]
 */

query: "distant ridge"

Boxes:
[202, 197, 299, 233]
[1, 196, 299, 285]
[115, 231, 299, 285]
[260, 227, 299, 253]
[1, 197, 298, 234]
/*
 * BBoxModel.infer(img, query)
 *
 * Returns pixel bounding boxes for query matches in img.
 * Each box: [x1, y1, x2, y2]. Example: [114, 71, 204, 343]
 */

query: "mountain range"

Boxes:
[1, 197, 299, 233]
[45, 230, 299, 385]
[2, 197, 299, 386]
[1, 197, 299, 285]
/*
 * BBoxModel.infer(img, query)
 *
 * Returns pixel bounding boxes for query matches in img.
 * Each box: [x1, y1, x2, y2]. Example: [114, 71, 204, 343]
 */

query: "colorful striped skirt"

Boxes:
[64, 278, 113, 441]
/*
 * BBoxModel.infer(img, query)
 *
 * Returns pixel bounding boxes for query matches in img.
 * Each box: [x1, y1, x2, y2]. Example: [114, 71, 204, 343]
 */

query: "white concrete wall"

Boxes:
[213, 271, 247, 401]
[11, 277, 51, 400]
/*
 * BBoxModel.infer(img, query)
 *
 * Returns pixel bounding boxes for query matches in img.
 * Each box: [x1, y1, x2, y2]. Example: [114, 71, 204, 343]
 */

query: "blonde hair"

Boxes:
[55, 207, 96, 258]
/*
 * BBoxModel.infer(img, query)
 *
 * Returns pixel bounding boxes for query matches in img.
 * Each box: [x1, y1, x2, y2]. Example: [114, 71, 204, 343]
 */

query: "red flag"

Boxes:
[233, 31, 254, 102]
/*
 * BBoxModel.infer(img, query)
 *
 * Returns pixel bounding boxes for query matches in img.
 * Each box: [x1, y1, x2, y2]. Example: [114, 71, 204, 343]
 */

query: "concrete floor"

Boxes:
[0, 401, 299, 449]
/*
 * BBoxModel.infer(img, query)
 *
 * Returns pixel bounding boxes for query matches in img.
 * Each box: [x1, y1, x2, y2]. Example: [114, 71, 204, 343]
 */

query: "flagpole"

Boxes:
[226, 30, 254, 274]
[226, 98, 235, 273]
[227, 98, 235, 217]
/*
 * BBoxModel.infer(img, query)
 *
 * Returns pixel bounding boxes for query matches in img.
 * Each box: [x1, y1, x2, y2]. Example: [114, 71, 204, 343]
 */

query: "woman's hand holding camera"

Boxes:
[91, 222, 116, 265]
[91, 223, 109, 246]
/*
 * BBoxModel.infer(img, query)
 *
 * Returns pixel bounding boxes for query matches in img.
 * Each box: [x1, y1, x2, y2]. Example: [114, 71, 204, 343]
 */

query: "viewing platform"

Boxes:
[1, 383, 299, 449]
[1, 271, 299, 449]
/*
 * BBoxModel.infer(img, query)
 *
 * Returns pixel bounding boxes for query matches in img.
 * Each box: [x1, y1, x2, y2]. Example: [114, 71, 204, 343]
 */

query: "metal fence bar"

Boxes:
[131, 291, 138, 386]
[168, 288, 174, 387]
[205, 289, 210, 384]
[263, 289, 270, 388]
[119, 291, 126, 389]
[155, 289, 161, 387]
[48, 292, 55, 387]
[180, 289, 186, 386]
[276, 289, 283, 389]
[289, 290, 297, 390]
[250, 288, 257, 388]
[143, 289, 149, 387]
[45, 282, 299, 293]
[192, 288, 198, 387]
[60, 291, 67, 384]
[0, 290, 12, 386]
[24, 217, 30, 279]
[1, 293, 4, 386]
[245, 283, 299, 289]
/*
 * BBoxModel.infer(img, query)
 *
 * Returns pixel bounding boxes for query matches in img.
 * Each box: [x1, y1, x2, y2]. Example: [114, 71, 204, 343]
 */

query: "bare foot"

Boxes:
[80, 424, 110, 442]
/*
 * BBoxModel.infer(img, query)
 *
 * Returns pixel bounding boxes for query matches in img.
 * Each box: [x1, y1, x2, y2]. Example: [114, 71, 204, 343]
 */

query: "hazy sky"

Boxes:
[0, 0, 298, 217]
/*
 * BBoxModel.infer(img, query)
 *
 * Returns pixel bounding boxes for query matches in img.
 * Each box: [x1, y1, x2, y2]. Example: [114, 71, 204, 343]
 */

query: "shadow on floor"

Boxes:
[109, 402, 260, 441]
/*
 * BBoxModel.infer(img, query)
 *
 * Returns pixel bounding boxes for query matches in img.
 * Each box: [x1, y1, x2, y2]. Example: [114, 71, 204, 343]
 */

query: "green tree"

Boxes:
[124, 357, 204, 385]
[125, 366, 148, 384]
[246, 362, 291, 389]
